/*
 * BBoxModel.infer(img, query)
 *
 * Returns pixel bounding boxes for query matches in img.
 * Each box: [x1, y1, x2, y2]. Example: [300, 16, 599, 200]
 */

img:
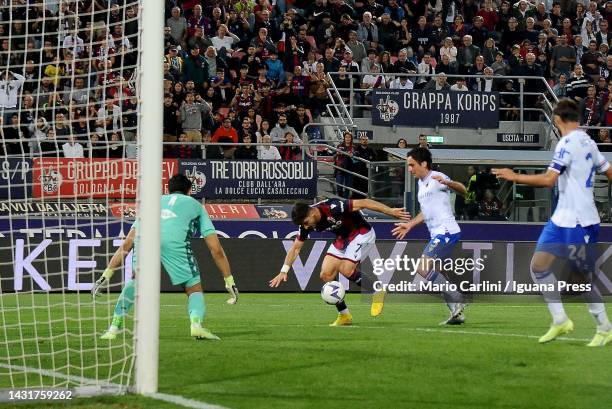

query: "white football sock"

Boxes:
[533, 270, 568, 325]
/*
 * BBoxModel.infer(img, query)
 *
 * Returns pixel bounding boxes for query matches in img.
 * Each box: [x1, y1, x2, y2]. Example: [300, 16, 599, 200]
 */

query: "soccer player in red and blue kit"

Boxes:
[269, 198, 410, 326]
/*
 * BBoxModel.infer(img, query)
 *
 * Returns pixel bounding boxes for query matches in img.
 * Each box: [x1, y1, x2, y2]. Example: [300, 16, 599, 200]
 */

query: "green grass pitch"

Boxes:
[2, 293, 612, 409]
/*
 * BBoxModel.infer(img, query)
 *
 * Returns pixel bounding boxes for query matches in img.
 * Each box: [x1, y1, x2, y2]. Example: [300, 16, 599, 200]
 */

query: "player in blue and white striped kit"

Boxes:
[494, 98, 612, 346]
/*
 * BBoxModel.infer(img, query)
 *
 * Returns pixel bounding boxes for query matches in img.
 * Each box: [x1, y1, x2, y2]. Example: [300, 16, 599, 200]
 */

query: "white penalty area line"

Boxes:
[0, 363, 230, 409]
[245, 323, 591, 343]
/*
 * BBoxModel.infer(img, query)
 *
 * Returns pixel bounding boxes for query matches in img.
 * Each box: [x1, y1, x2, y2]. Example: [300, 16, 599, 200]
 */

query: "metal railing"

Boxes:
[327, 71, 561, 145]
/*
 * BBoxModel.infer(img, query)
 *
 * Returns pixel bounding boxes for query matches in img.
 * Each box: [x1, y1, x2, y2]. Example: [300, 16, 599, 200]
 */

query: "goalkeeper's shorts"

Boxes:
[161, 244, 201, 289]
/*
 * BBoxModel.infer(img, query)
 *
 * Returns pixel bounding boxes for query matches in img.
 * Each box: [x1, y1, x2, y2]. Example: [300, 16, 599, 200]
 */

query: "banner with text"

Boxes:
[0, 159, 32, 199]
[179, 159, 317, 200]
[2, 236, 611, 296]
[372, 89, 499, 128]
[31, 158, 178, 199]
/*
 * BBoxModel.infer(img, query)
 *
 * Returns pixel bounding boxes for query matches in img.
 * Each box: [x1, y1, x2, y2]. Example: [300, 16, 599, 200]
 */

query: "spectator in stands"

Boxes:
[167, 7, 187, 46]
[288, 104, 310, 136]
[309, 62, 332, 116]
[390, 74, 414, 89]
[424, 72, 451, 90]
[440, 37, 458, 64]
[553, 73, 569, 97]
[450, 77, 470, 91]
[470, 16, 489, 48]
[183, 47, 209, 93]
[270, 113, 299, 143]
[436, 54, 458, 76]
[416, 54, 435, 88]
[180, 92, 211, 142]
[27, 117, 47, 156]
[357, 12, 380, 52]
[352, 132, 376, 198]
[457, 35, 481, 74]
[417, 134, 432, 149]
[256, 119, 271, 142]
[550, 35, 576, 78]
[377, 13, 398, 52]
[40, 128, 59, 157]
[237, 116, 254, 143]
[0, 70, 26, 122]
[174, 132, 202, 159]
[500, 80, 520, 120]
[393, 48, 417, 74]
[334, 131, 354, 199]
[582, 40, 604, 80]
[567, 63, 592, 101]
[460, 165, 479, 220]
[2, 114, 26, 156]
[235, 134, 258, 159]
[482, 38, 499, 66]
[491, 51, 508, 75]
[579, 85, 604, 133]
[107, 132, 125, 158]
[62, 134, 84, 158]
[598, 128, 611, 145]
[213, 117, 239, 143]
[479, 189, 505, 220]
[279, 132, 302, 160]
[257, 133, 281, 159]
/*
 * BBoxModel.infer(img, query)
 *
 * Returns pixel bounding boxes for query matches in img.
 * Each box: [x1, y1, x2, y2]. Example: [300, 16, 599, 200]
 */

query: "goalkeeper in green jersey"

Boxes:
[92, 174, 238, 340]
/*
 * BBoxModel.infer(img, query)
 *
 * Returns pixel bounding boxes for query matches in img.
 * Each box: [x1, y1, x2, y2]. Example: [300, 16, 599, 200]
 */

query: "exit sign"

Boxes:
[427, 135, 444, 144]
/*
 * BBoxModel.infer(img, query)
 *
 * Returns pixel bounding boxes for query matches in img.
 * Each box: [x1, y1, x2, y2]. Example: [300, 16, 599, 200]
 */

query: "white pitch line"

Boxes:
[222, 323, 591, 343]
[0, 363, 230, 409]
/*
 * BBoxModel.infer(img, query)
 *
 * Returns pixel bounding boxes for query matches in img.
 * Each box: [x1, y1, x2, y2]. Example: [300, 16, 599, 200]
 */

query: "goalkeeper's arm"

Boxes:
[204, 233, 239, 304]
[92, 228, 136, 297]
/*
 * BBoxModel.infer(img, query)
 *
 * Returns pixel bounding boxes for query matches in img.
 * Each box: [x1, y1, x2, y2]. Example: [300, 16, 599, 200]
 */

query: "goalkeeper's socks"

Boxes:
[110, 315, 124, 330]
[113, 279, 136, 317]
[532, 270, 568, 325]
[336, 300, 349, 315]
[426, 271, 461, 312]
[188, 292, 206, 324]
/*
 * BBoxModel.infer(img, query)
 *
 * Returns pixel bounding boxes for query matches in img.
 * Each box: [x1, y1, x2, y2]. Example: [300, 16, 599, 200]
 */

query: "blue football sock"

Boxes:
[188, 292, 205, 324]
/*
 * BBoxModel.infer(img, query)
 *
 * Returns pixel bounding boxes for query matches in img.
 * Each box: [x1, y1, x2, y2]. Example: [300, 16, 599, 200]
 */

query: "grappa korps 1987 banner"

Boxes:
[372, 89, 499, 129]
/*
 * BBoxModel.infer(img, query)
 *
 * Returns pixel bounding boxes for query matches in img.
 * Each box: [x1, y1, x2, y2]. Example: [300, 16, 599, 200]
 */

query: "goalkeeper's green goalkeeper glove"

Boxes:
[92, 268, 115, 298]
[224, 275, 238, 305]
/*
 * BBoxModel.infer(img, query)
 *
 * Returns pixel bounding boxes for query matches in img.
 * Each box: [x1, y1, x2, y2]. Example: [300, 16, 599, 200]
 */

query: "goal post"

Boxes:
[134, 0, 164, 396]
[0, 0, 165, 399]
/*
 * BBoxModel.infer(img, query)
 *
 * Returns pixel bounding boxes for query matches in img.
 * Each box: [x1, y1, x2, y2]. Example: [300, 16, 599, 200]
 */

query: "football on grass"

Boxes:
[321, 281, 345, 305]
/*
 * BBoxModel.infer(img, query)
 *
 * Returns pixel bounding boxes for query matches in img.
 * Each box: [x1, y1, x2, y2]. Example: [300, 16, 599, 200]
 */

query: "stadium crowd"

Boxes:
[0, 0, 610, 162]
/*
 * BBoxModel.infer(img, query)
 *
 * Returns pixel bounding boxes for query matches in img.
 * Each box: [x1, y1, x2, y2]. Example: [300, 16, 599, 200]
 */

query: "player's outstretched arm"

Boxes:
[352, 198, 411, 220]
[269, 239, 305, 288]
[392, 212, 424, 240]
[492, 168, 559, 188]
[432, 175, 468, 195]
[204, 233, 239, 304]
[605, 166, 612, 181]
[92, 227, 136, 298]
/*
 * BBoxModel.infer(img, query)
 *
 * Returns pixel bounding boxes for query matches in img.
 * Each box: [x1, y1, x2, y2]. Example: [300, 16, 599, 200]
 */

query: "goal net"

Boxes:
[0, 0, 159, 398]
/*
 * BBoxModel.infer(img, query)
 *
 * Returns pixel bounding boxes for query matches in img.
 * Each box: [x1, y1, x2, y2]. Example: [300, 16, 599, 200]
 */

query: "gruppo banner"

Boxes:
[180, 159, 317, 199]
[31, 158, 178, 198]
[372, 89, 499, 128]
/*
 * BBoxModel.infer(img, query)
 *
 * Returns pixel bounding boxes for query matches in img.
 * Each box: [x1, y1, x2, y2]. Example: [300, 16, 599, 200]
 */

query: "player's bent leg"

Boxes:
[530, 251, 574, 343]
[321, 255, 352, 326]
[101, 279, 136, 340]
[184, 281, 220, 341]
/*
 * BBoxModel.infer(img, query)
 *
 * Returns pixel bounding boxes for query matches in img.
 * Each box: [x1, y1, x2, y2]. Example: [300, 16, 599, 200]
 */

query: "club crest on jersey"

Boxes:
[376, 95, 399, 122]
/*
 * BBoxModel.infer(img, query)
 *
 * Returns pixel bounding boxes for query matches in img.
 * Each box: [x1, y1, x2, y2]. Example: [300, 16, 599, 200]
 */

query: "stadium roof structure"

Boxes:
[384, 148, 612, 166]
